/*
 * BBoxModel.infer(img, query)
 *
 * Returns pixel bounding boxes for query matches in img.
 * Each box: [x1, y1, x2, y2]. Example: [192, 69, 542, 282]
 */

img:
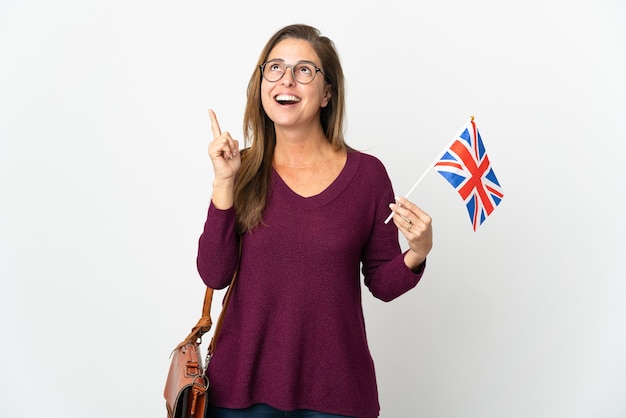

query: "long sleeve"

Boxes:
[196, 201, 239, 289]
[363, 250, 425, 302]
[360, 159, 425, 302]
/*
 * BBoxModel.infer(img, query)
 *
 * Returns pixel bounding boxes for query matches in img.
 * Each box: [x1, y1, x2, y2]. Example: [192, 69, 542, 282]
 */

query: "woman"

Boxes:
[197, 24, 433, 418]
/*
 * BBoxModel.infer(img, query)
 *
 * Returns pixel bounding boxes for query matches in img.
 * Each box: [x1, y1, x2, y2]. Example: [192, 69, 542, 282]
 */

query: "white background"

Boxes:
[1, 1, 625, 417]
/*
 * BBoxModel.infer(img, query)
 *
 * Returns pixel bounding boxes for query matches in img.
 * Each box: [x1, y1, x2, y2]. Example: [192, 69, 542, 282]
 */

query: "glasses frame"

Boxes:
[260, 59, 326, 85]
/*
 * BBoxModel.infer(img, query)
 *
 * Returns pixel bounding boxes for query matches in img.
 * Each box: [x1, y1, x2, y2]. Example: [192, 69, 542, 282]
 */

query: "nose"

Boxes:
[281, 65, 296, 86]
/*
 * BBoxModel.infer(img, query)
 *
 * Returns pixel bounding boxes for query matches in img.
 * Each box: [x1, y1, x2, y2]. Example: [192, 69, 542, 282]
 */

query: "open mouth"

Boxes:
[275, 94, 301, 105]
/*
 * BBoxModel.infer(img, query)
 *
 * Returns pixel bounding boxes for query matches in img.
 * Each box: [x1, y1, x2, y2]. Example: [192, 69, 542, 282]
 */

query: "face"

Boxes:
[260, 38, 331, 132]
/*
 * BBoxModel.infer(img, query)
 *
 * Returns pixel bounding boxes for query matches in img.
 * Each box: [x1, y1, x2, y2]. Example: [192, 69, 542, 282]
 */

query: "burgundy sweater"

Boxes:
[196, 151, 425, 417]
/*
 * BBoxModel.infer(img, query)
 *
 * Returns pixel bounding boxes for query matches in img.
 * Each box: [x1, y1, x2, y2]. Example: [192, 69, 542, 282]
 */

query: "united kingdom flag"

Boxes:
[434, 118, 504, 231]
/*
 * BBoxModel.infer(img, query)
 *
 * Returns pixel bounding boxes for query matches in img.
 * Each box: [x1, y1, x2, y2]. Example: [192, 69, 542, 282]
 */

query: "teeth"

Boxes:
[276, 95, 301, 103]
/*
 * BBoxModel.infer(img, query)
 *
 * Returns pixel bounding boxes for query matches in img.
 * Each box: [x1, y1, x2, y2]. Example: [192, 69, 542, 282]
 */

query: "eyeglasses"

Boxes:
[260, 59, 326, 84]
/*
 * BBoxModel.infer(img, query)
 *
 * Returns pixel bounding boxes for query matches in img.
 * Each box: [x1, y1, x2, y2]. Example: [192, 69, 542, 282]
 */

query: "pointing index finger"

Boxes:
[208, 109, 222, 138]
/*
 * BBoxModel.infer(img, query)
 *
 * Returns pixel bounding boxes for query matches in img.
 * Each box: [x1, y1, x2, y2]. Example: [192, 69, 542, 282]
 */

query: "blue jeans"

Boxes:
[206, 403, 355, 417]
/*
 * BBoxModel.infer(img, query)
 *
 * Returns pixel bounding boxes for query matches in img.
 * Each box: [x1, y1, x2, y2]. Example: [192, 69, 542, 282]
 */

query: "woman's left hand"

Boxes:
[389, 197, 433, 270]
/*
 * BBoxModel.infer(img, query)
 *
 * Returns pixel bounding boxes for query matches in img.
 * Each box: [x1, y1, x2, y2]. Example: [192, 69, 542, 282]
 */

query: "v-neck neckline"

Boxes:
[271, 150, 359, 208]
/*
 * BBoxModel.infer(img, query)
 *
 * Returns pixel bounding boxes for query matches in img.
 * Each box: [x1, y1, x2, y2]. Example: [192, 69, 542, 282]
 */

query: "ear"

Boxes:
[321, 86, 332, 108]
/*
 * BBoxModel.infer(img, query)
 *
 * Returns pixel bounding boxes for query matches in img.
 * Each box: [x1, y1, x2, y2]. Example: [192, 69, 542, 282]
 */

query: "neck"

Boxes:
[273, 130, 334, 168]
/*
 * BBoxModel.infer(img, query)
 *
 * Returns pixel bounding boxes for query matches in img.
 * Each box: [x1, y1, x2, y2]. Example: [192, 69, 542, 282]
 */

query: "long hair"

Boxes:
[234, 24, 348, 233]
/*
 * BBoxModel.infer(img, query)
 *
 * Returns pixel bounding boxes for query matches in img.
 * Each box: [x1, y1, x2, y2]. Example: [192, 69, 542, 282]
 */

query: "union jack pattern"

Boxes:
[434, 119, 504, 230]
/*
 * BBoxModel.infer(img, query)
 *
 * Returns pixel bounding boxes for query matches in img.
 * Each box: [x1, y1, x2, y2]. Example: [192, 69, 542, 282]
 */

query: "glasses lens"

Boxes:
[263, 61, 285, 82]
[293, 63, 316, 84]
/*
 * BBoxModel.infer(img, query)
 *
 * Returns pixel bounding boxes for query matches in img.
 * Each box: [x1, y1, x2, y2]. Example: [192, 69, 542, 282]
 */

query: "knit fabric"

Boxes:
[196, 151, 425, 417]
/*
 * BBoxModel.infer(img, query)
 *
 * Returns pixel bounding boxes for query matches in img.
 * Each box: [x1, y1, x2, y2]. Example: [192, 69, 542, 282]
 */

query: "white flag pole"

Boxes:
[384, 116, 475, 224]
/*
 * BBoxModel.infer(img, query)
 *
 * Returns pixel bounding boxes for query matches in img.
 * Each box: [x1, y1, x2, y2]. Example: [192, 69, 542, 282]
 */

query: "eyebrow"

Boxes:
[266, 58, 320, 67]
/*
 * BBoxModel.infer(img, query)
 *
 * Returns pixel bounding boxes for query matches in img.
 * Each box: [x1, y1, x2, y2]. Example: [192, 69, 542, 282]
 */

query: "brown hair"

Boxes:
[234, 24, 348, 233]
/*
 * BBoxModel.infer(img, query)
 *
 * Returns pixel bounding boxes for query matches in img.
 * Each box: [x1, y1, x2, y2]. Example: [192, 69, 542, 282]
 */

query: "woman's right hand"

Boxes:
[208, 109, 241, 183]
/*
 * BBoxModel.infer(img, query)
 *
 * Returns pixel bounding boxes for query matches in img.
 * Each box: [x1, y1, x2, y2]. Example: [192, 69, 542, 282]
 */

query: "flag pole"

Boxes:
[384, 116, 475, 224]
